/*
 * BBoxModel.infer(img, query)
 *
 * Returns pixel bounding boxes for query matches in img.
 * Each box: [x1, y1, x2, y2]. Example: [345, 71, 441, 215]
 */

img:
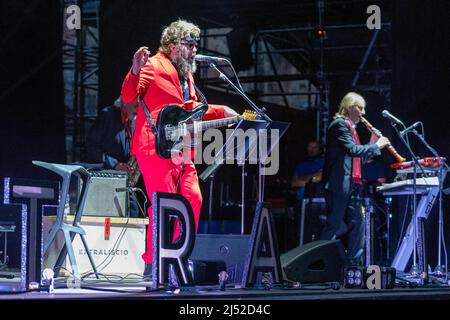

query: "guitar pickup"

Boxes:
[165, 125, 179, 141]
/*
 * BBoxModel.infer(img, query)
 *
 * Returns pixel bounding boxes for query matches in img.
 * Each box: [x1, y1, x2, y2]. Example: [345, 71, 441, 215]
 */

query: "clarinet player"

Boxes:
[320, 92, 390, 265]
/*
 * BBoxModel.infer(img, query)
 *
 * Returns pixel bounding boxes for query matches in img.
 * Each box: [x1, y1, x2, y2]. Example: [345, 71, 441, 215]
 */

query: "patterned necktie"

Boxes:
[344, 119, 362, 185]
[180, 77, 190, 101]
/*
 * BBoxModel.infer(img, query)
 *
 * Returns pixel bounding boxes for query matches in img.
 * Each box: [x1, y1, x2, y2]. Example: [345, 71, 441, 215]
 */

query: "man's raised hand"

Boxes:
[132, 46, 150, 75]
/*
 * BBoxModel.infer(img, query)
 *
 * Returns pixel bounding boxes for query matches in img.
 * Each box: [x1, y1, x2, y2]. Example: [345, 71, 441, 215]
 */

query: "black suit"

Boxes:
[85, 105, 130, 168]
[320, 118, 380, 265]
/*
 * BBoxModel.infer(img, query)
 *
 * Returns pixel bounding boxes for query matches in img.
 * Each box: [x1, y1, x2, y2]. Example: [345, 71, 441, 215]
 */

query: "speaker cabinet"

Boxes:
[189, 234, 250, 284]
[69, 170, 128, 217]
[280, 240, 349, 284]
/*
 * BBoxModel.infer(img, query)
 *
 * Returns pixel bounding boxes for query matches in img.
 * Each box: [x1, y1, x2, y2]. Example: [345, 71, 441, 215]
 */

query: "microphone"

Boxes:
[115, 187, 139, 193]
[382, 110, 404, 126]
[194, 54, 227, 63]
[400, 121, 421, 136]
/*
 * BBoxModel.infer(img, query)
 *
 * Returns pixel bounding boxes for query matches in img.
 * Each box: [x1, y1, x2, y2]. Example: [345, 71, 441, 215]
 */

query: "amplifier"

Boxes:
[69, 170, 128, 217]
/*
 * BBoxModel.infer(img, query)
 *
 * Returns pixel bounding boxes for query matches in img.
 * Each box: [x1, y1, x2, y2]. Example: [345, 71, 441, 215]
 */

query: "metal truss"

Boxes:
[199, 15, 392, 145]
[62, 0, 99, 162]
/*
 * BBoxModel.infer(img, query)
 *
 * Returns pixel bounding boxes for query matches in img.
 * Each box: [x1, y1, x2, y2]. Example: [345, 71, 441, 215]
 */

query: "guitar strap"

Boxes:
[139, 84, 207, 138]
[194, 84, 208, 106]
[139, 97, 158, 138]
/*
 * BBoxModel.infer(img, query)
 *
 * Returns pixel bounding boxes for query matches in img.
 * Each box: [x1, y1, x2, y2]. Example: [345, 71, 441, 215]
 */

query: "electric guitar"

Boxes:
[155, 104, 258, 158]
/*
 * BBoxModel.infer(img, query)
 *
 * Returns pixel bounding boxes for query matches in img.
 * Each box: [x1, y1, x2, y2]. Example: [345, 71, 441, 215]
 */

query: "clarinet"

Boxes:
[360, 116, 406, 163]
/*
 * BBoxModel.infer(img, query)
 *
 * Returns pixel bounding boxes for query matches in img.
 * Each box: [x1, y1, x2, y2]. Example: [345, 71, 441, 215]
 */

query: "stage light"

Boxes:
[315, 28, 327, 40]
[344, 265, 397, 289]
[344, 266, 365, 289]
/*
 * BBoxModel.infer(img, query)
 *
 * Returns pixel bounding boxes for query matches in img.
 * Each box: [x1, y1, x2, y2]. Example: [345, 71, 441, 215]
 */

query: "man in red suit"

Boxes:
[121, 19, 238, 275]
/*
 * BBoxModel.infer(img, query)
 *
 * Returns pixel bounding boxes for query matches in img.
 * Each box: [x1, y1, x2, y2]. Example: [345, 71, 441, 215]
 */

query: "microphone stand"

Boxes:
[390, 119, 422, 281]
[408, 128, 449, 281]
[208, 63, 272, 122]
[207, 62, 272, 234]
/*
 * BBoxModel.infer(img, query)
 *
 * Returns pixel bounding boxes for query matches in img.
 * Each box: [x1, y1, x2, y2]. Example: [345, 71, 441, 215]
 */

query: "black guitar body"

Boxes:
[155, 104, 207, 158]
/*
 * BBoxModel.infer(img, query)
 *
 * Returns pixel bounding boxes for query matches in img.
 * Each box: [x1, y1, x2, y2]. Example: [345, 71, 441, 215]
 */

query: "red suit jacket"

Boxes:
[121, 51, 225, 156]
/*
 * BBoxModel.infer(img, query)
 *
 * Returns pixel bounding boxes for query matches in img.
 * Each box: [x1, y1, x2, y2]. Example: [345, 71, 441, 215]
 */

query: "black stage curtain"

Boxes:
[0, 0, 65, 179]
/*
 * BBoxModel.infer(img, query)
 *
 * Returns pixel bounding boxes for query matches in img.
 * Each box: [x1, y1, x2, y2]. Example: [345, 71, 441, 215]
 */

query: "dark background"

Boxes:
[1, 0, 449, 267]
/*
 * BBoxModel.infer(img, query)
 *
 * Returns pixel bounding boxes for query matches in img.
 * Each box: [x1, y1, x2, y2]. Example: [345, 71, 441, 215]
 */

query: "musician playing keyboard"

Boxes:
[320, 92, 390, 265]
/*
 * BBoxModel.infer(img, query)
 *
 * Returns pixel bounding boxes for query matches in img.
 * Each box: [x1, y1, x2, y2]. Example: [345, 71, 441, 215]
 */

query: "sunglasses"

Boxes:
[180, 41, 198, 49]
[182, 33, 200, 42]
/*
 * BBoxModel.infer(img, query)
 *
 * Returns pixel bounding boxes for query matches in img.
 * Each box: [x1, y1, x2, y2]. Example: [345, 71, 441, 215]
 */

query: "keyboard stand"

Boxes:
[379, 185, 439, 272]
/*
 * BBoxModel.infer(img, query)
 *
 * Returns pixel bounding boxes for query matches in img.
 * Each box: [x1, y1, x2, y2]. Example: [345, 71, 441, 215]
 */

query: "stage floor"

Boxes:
[1, 279, 450, 300]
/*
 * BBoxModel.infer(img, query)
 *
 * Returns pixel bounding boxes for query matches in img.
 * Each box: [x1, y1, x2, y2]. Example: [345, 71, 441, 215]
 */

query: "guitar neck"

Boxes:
[187, 116, 243, 132]
[202, 116, 244, 130]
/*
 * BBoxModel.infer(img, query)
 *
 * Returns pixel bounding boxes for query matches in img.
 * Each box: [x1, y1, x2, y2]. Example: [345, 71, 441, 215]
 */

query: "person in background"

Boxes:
[291, 140, 324, 203]
[85, 96, 138, 171]
[85, 96, 142, 218]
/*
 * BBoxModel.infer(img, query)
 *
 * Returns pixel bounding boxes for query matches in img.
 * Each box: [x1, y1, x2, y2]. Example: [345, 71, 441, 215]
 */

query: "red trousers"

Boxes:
[137, 149, 202, 265]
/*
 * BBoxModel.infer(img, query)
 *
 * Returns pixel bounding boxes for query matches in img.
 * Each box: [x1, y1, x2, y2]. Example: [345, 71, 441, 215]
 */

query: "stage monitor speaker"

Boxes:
[69, 170, 128, 217]
[189, 234, 250, 284]
[188, 260, 226, 285]
[280, 240, 349, 284]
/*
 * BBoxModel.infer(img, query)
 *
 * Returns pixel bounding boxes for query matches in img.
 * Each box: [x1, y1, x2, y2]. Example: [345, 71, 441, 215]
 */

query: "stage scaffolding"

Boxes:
[62, 0, 99, 163]
[198, 20, 391, 146]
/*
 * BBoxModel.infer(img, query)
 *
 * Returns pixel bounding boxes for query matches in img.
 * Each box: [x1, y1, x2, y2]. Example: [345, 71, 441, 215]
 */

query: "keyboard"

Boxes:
[391, 157, 446, 170]
[376, 176, 439, 194]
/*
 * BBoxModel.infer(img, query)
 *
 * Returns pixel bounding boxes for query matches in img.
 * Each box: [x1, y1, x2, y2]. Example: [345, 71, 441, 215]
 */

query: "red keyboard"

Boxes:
[391, 157, 446, 169]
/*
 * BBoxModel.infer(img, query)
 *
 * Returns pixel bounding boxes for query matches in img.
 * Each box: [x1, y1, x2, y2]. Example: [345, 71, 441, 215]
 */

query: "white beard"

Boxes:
[172, 47, 197, 78]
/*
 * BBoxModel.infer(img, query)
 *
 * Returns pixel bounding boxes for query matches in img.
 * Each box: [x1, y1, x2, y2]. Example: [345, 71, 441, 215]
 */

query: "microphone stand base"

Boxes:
[409, 264, 420, 276]
[433, 265, 446, 276]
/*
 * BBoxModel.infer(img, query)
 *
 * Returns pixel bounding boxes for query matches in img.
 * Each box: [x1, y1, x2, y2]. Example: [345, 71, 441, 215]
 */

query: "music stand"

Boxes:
[201, 119, 290, 234]
[199, 60, 289, 234]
